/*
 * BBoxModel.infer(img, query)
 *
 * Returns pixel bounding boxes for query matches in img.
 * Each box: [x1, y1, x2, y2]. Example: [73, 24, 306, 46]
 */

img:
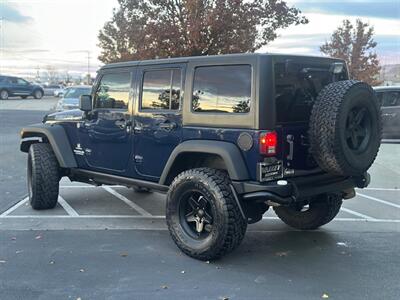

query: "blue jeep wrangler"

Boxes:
[20, 54, 381, 260]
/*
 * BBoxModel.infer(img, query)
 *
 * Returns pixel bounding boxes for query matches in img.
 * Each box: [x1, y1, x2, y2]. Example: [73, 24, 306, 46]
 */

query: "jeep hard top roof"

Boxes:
[100, 53, 344, 71]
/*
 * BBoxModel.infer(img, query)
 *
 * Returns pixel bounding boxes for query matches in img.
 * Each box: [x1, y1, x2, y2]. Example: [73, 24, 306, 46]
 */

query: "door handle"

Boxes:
[115, 119, 131, 129]
[159, 122, 177, 131]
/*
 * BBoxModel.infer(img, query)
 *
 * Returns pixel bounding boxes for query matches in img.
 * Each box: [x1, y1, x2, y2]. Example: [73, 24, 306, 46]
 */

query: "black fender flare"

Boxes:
[159, 140, 249, 185]
[20, 123, 77, 168]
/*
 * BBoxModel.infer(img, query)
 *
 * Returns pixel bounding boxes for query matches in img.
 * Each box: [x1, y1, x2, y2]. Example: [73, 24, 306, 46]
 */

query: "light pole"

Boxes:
[86, 51, 91, 84]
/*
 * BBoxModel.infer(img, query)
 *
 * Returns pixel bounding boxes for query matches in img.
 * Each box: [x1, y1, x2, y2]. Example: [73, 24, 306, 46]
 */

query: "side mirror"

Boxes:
[79, 95, 92, 112]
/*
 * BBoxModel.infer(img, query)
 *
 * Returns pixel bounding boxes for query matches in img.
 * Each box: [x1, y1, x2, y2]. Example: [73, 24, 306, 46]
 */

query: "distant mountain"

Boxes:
[380, 64, 400, 85]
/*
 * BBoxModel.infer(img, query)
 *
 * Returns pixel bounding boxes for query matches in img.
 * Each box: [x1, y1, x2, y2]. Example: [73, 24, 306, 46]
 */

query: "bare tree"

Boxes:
[321, 19, 382, 86]
[98, 0, 308, 63]
[46, 66, 59, 84]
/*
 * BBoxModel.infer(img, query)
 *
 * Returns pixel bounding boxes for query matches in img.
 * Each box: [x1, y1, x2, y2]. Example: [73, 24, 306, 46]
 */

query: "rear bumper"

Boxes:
[232, 172, 370, 205]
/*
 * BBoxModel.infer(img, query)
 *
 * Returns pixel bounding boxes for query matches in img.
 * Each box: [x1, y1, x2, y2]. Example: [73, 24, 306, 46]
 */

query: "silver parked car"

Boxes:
[56, 86, 92, 111]
[374, 86, 400, 139]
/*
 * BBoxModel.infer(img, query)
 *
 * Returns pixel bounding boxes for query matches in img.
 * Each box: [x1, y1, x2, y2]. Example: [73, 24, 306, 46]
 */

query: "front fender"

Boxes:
[159, 140, 249, 185]
[20, 123, 77, 168]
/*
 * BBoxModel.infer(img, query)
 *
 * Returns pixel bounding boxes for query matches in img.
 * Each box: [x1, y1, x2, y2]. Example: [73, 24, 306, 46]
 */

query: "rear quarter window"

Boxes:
[192, 65, 251, 114]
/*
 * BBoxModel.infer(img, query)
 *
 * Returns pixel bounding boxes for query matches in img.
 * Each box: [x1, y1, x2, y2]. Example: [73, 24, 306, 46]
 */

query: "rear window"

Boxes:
[274, 61, 347, 123]
[64, 88, 92, 98]
[379, 91, 400, 107]
[192, 65, 251, 113]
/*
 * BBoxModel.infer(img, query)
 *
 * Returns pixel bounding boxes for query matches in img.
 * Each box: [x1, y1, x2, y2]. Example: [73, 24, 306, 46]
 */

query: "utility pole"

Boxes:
[36, 66, 40, 82]
[0, 17, 3, 74]
[86, 51, 91, 85]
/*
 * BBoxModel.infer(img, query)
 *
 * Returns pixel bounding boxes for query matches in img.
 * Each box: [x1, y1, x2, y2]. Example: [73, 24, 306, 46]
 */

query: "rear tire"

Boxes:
[273, 193, 342, 230]
[166, 168, 247, 260]
[0, 89, 9, 100]
[28, 143, 60, 210]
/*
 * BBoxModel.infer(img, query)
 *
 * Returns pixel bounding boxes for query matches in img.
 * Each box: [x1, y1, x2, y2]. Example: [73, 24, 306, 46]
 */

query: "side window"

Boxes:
[17, 78, 28, 85]
[9, 78, 18, 84]
[141, 69, 181, 110]
[192, 65, 251, 113]
[94, 73, 131, 110]
[382, 92, 400, 107]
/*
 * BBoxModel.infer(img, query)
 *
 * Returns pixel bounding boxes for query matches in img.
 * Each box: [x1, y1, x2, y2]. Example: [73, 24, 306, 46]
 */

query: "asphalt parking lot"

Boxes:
[0, 98, 399, 300]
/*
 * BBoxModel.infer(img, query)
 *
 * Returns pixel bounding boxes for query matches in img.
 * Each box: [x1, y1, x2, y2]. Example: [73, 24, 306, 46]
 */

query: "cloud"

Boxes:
[259, 12, 400, 64]
[0, 3, 32, 23]
[291, 0, 400, 20]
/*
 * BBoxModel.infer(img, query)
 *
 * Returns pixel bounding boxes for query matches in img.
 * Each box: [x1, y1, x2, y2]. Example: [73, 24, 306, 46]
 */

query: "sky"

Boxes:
[0, 0, 399, 79]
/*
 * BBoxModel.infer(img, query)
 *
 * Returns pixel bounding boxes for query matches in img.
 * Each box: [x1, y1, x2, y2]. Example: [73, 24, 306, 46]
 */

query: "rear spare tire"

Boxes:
[309, 80, 381, 176]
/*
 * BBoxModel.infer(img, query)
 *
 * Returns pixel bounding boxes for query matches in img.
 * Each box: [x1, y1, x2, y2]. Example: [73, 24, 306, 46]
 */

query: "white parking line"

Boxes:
[0, 197, 29, 217]
[1, 215, 164, 219]
[1, 215, 400, 223]
[58, 196, 79, 216]
[60, 185, 126, 188]
[362, 188, 400, 191]
[340, 207, 376, 220]
[263, 216, 400, 223]
[357, 192, 400, 209]
[102, 186, 152, 216]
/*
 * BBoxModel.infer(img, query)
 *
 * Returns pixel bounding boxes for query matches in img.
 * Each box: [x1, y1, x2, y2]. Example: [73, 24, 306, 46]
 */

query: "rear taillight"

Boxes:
[259, 131, 277, 156]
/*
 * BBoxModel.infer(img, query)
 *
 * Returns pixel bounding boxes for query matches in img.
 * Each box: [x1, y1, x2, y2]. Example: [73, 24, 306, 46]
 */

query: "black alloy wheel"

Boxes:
[345, 106, 372, 154]
[179, 191, 214, 239]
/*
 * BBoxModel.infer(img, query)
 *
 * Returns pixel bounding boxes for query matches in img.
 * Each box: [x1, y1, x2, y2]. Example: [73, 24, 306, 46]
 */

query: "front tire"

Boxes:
[166, 168, 247, 260]
[33, 89, 43, 99]
[28, 143, 60, 210]
[273, 193, 342, 230]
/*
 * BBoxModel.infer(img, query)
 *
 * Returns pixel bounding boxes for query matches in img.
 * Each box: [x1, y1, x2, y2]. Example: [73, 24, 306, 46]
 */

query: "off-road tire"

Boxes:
[309, 80, 381, 176]
[28, 143, 60, 210]
[132, 186, 152, 193]
[166, 168, 247, 260]
[274, 193, 342, 230]
[0, 89, 9, 100]
[33, 89, 43, 99]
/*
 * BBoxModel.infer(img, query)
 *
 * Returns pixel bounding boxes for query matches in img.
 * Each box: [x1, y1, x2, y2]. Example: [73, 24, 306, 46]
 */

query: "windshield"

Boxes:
[64, 87, 91, 98]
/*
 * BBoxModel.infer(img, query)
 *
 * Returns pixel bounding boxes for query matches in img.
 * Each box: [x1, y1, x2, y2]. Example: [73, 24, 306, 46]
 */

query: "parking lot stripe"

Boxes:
[102, 186, 152, 216]
[361, 188, 400, 191]
[60, 185, 126, 188]
[340, 207, 376, 220]
[57, 196, 79, 216]
[1, 215, 400, 223]
[262, 216, 400, 223]
[357, 192, 400, 209]
[0, 197, 29, 217]
[1, 215, 164, 219]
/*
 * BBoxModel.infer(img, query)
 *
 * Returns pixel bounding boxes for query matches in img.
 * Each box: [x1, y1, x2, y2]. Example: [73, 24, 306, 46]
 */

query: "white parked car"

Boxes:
[44, 84, 64, 96]
[55, 86, 92, 111]
[53, 87, 66, 97]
